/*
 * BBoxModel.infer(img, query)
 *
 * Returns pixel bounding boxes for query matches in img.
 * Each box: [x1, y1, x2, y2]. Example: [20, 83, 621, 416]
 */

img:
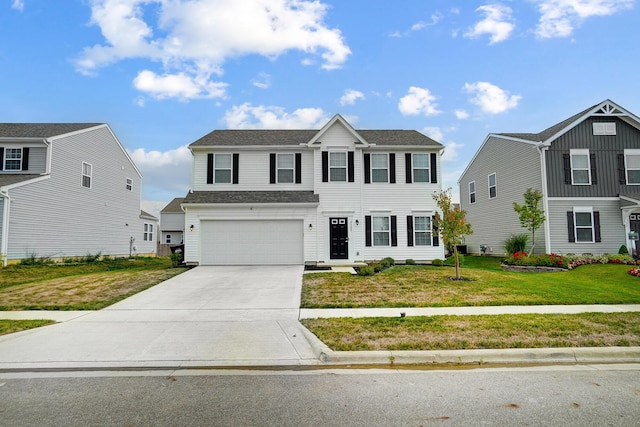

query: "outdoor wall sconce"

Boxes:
[308, 224, 313, 230]
[190, 224, 194, 230]
[355, 219, 359, 226]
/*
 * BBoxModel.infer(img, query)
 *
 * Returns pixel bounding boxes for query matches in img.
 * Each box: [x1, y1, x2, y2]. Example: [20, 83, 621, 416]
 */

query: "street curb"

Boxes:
[297, 324, 640, 366]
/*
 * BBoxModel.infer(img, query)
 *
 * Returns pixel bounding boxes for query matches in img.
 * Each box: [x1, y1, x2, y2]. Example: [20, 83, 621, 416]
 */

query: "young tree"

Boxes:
[513, 188, 545, 255]
[432, 188, 473, 280]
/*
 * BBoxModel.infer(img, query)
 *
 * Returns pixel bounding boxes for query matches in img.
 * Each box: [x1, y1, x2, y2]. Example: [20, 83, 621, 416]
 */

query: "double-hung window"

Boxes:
[329, 152, 347, 182]
[82, 162, 92, 188]
[488, 173, 497, 199]
[570, 149, 591, 185]
[372, 216, 390, 246]
[469, 181, 476, 204]
[214, 154, 232, 183]
[277, 153, 294, 183]
[412, 154, 429, 182]
[144, 223, 154, 242]
[371, 154, 388, 182]
[573, 208, 594, 243]
[4, 148, 22, 170]
[126, 178, 133, 191]
[414, 216, 432, 246]
[625, 149, 640, 185]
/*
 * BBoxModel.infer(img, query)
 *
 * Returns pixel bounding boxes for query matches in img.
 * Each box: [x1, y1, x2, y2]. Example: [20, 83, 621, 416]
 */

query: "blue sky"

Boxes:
[2, 0, 639, 216]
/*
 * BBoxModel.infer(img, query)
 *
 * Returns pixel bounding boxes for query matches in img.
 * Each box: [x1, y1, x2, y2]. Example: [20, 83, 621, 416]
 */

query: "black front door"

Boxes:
[330, 218, 348, 259]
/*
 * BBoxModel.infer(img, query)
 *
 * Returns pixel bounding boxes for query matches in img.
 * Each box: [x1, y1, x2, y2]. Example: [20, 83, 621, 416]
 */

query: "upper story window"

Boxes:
[82, 162, 92, 188]
[570, 149, 591, 185]
[214, 154, 232, 183]
[488, 173, 497, 199]
[329, 152, 347, 182]
[593, 122, 616, 135]
[371, 154, 388, 182]
[126, 177, 133, 191]
[4, 148, 22, 171]
[412, 154, 430, 182]
[277, 153, 294, 183]
[469, 181, 476, 204]
[625, 149, 640, 185]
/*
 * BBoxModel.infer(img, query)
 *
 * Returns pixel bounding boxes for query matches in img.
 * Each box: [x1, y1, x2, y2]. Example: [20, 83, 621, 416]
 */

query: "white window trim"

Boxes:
[276, 153, 295, 183]
[372, 215, 390, 247]
[126, 177, 133, 191]
[412, 153, 430, 183]
[329, 151, 347, 182]
[570, 149, 591, 185]
[4, 148, 22, 171]
[593, 122, 616, 135]
[82, 162, 92, 189]
[165, 234, 171, 244]
[370, 153, 389, 183]
[573, 206, 594, 243]
[144, 223, 154, 242]
[625, 149, 640, 185]
[468, 181, 476, 204]
[488, 173, 497, 199]
[413, 215, 432, 246]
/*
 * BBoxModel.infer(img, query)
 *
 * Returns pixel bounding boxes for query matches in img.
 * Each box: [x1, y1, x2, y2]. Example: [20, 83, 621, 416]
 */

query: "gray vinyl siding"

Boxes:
[160, 212, 185, 233]
[5, 126, 148, 260]
[547, 198, 625, 255]
[459, 136, 545, 255]
[546, 117, 640, 197]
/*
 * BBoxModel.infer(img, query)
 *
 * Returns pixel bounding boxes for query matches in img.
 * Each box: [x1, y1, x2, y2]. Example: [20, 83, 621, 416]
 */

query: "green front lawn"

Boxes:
[302, 256, 640, 308]
[0, 319, 55, 337]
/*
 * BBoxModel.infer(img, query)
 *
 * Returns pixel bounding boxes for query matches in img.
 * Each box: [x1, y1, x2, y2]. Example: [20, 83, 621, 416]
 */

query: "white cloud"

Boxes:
[75, 0, 350, 99]
[251, 72, 271, 89]
[391, 13, 443, 37]
[11, 0, 24, 11]
[464, 4, 515, 44]
[340, 89, 365, 106]
[455, 109, 470, 119]
[464, 81, 521, 114]
[533, 0, 633, 38]
[133, 70, 227, 100]
[422, 126, 444, 142]
[441, 141, 464, 162]
[223, 104, 330, 129]
[398, 87, 441, 116]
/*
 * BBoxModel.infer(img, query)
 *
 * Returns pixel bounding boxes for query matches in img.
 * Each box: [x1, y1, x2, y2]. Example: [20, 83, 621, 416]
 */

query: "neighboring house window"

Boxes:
[165, 234, 171, 244]
[593, 122, 616, 135]
[371, 154, 389, 182]
[488, 173, 497, 199]
[413, 216, 432, 246]
[144, 223, 154, 242]
[412, 154, 429, 182]
[4, 148, 22, 170]
[82, 162, 92, 188]
[570, 149, 591, 185]
[469, 181, 476, 204]
[214, 154, 232, 183]
[625, 149, 640, 185]
[126, 178, 133, 191]
[277, 153, 294, 183]
[372, 216, 390, 246]
[329, 152, 347, 182]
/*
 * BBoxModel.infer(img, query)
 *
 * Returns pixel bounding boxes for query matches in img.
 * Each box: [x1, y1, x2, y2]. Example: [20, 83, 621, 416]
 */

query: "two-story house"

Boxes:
[0, 123, 158, 265]
[181, 114, 445, 265]
[160, 197, 186, 246]
[459, 99, 640, 256]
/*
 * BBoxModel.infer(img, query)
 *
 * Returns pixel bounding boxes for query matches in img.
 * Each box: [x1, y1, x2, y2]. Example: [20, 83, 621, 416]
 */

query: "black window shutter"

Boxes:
[618, 153, 626, 184]
[432, 215, 439, 246]
[391, 215, 397, 246]
[206, 153, 213, 184]
[389, 153, 396, 184]
[567, 211, 575, 243]
[430, 153, 437, 183]
[21, 147, 29, 171]
[295, 153, 302, 184]
[322, 151, 328, 182]
[405, 153, 412, 183]
[232, 153, 239, 184]
[0, 147, 4, 171]
[269, 153, 276, 184]
[590, 153, 597, 185]
[348, 151, 354, 182]
[563, 153, 571, 184]
[594, 211, 601, 242]
[407, 216, 414, 247]
[365, 216, 372, 247]
[364, 153, 371, 184]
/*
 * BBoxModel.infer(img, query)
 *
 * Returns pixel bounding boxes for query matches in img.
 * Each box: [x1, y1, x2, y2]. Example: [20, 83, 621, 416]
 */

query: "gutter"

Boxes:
[0, 188, 10, 267]
[536, 142, 552, 254]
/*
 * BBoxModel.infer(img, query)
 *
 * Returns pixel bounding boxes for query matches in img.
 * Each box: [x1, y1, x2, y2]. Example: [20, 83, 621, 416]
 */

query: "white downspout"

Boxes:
[0, 189, 10, 267]
[537, 143, 552, 254]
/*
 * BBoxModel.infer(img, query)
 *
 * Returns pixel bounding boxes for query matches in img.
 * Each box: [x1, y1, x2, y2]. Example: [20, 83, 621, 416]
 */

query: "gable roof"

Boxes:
[160, 197, 186, 213]
[0, 123, 103, 139]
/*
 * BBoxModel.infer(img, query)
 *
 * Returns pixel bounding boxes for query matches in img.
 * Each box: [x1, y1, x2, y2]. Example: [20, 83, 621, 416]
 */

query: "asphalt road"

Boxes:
[2, 364, 639, 426]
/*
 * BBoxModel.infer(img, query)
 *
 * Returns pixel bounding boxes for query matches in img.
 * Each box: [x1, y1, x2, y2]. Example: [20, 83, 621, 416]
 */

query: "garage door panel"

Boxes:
[201, 220, 303, 265]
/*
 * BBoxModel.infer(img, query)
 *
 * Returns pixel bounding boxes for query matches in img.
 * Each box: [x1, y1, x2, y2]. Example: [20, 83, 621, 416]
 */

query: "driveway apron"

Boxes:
[0, 266, 319, 370]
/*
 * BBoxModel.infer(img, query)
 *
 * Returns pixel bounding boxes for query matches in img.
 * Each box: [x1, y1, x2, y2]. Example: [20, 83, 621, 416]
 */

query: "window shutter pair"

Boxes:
[206, 153, 239, 184]
[563, 152, 598, 185]
[269, 153, 302, 184]
[364, 153, 396, 184]
[404, 153, 437, 184]
[0, 147, 29, 171]
[364, 215, 397, 247]
[322, 151, 354, 182]
[566, 211, 601, 243]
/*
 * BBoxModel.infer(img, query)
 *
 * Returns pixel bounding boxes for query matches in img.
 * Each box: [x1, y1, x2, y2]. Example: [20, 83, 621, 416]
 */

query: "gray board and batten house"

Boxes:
[181, 113, 445, 266]
[459, 99, 640, 256]
[0, 123, 158, 265]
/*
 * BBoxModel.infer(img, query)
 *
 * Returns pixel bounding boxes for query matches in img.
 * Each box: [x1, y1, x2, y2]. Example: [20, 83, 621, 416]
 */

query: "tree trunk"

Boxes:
[454, 245, 460, 279]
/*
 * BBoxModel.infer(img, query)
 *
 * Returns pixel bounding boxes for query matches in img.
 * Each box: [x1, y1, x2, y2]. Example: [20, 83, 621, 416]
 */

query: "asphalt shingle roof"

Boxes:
[160, 197, 186, 213]
[0, 123, 103, 138]
[183, 191, 320, 204]
[0, 174, 43, 188]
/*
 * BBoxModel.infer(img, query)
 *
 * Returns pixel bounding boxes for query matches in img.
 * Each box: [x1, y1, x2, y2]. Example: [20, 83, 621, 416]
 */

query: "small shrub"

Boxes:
[83, 252, 102, 263]
[432, 259, 444, 266]
[382, 257, 395, 267]
[503, 234, 528, 255]
[358, 266, 375, 276]
[405, 258, 416, 265]
[169, 252, 183, 268]
[19, 253, 54, 266]
[619, 245, 629, 255]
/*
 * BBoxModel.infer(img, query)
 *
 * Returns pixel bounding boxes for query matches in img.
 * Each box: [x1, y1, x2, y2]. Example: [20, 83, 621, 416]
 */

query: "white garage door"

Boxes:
[200, 220, 304, 265]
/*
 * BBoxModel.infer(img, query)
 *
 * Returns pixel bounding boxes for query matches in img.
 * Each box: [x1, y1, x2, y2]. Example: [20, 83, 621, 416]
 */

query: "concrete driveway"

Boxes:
[0, 266, 320, 370]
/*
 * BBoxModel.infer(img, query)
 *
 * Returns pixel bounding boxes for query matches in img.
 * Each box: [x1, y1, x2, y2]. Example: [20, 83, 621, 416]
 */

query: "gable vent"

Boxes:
[594, 102, 624, 116]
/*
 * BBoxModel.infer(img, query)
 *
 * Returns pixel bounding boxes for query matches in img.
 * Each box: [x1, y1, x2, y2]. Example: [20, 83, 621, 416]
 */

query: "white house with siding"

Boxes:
[182, 114, 445, 265]
[160, 197, 185, 245]
[0, 123, 158, 265]
[459, 99, 640, 256]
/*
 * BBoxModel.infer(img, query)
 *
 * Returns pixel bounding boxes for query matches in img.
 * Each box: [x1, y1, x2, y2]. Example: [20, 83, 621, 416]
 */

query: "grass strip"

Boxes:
[0, 319, 55, 336]
[301, 312, 640, 351]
